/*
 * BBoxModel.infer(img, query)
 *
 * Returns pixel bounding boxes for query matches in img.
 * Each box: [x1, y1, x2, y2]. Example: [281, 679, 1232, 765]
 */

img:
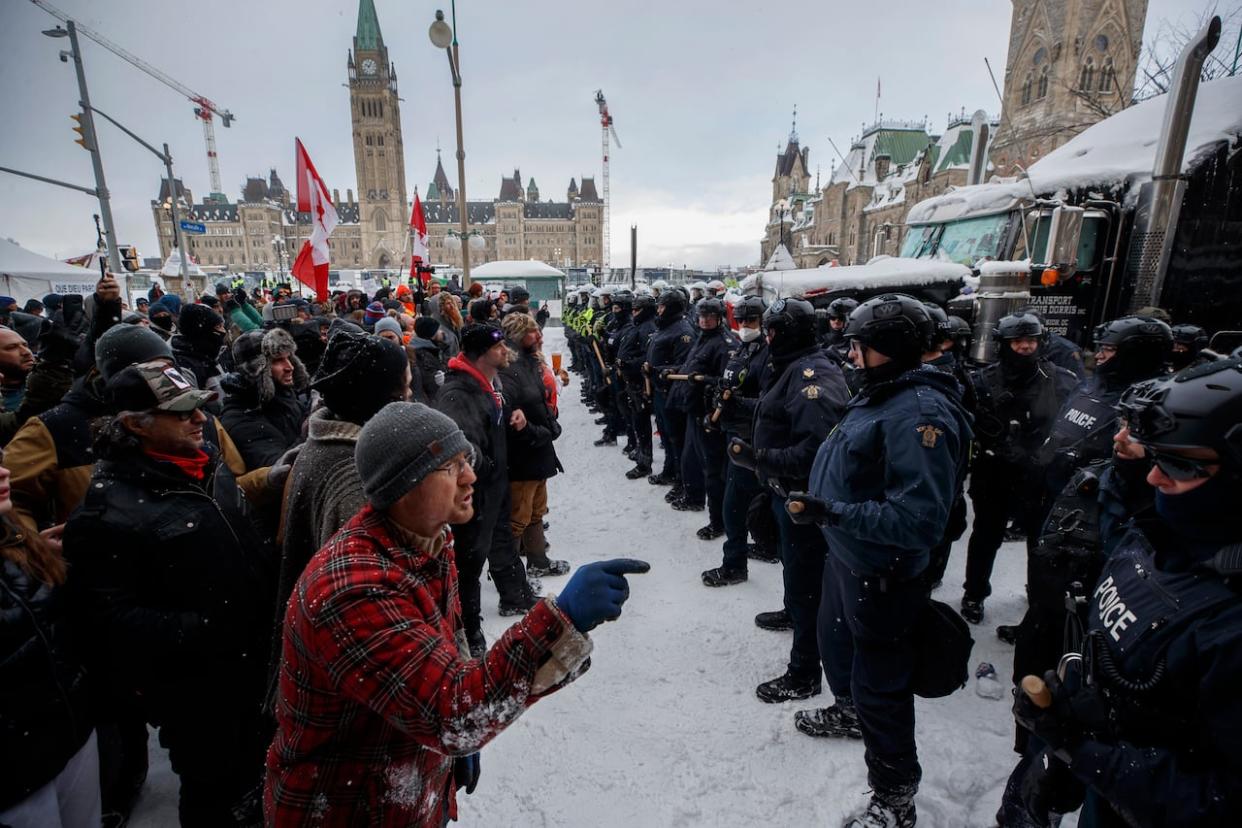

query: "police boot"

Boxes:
[671, 498, 704, 512]
[960, 598, 984, 625]
[523, 523, 570, 578]
[648, 471, 677, 486]
[466, 628, 487, 659]
[794, 699, 862, 739]
[695, 523, 724, 540]
[747, 543, 781, 564]
[494, 562, 539, 617]
[842, 786, 916, 828]
[996, 624, 1019, 645]
[754, 609, 793, 631]
[594, 432, 617, 447]
[460, 578, 484, 645]
[755, 670, 821, 704]
[625, 458, 653, 480]
[701, 566, 747, 587]
[664, 482, 685, 503]
[594, 416, 609, 425]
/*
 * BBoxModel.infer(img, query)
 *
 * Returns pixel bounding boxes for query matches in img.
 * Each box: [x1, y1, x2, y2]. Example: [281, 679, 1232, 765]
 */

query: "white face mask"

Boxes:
[738, 326, 762, 343]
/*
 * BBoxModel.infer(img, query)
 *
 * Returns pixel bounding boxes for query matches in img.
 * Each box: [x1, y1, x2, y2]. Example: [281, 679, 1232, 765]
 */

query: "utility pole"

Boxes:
[63, 20, 122, 273]
[630, 224, 637, 290]
[162, 143, 190, 283]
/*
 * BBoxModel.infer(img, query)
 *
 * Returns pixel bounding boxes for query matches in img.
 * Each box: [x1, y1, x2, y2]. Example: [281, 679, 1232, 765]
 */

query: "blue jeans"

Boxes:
[721, 462, 761, 570]
[772, 497, 826, 680]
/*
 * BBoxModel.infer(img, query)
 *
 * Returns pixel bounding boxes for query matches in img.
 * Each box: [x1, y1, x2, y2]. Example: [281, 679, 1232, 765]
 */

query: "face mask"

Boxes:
[1154, 471, 1242, 548]
[738, 326, 761, 343]
[151, 314, 173, 331]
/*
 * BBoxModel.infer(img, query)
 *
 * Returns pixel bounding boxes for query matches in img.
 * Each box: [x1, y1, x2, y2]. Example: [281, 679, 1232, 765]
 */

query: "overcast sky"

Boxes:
[0, 0, 1221, 269]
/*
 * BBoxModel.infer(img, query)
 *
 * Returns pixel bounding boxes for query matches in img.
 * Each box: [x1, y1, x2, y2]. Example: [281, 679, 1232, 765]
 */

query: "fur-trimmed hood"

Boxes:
[222, 327, 309, 405]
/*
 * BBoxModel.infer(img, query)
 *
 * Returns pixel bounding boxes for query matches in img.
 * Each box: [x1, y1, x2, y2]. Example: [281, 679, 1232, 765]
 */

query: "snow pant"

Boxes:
[772, 496, 825, 681]
[158, 704, 270, 828]
[822, 554, 926, 797]
[964, 459, 1041, 602]
[721, 462, 762, 571]
[0, 729, 100, 828]
[923, 494, 967, 589]
[454, 486, 529, 630]
[652, 391, 678, 477]
[689, 419, 727, 527]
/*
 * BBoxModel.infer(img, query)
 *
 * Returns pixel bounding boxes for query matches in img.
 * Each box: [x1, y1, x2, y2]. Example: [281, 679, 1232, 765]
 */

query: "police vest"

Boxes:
[1043, 387, 1118, 474]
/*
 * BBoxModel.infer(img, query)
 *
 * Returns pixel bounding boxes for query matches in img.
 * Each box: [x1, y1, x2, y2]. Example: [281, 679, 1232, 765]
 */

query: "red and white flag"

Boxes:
[409, 192, 430, 284]
[290, 138, 337, 301]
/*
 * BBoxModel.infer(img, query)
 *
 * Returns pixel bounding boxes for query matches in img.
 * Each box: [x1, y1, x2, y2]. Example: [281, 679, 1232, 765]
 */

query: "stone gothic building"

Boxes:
[151, 0, 602, 274]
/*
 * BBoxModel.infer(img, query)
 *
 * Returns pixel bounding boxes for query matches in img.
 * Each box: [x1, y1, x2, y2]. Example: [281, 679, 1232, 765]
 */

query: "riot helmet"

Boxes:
[843, 293, 934, 366]
[733, 295, 767, 323]
[1093, 316, 1174, 384]
[762, 297, 817, 359]
[1171, 324, 1209, 370]
[995, 311, 1045, 374]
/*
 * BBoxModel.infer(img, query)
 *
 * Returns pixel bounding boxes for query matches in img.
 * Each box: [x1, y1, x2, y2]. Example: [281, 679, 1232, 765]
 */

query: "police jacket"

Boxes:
[971, 357, 1076, 465]
[718, 337, 769, 441]
[808, 366, 972, 579]
[647, 312, 695, 394]
[1043, 333, 1086, 379]
[1040, 374, 1129, 495]
[667, 325, 738, 415]
[63, 429, 274, 725]
[604, 315, 631, 363]
[617, 317, 657, 385]
[1064, 516, 1242, 826]
[751, 346, 848, 496]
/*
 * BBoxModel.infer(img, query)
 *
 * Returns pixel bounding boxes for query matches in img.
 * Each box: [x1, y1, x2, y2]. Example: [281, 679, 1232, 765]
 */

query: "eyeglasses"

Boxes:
[433, 448, 477, 477]
[1149, 449, 1216, 481]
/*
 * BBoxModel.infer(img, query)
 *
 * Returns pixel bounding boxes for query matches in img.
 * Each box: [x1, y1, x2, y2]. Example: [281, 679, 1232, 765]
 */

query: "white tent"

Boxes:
[0, 237, 98, 303]
[161, 250, 206, 277]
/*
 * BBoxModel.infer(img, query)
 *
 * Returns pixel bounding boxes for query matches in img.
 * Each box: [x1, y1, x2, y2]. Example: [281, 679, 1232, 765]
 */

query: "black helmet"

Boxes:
[697, 297, 726, 319]
[827, 297, 859, 321]
[612, 290, 634, 311]
[762, 297, 817, 358]
[733, 295, 766, 323]
[843, 293, 934, 364]
[1171, 323, 1208, 350]
[633, 294, 656, 313]
[1118, 355, 1242, 471]
[995, 312, 1045, 341]
[923, 303, 953, 347]
[658, 290, 686, 316]
[1093, 316, 1174, 383]
[948, 315, 974, 352]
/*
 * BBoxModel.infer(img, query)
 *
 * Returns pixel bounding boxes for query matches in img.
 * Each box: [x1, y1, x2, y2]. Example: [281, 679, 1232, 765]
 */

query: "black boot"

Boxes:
[625, 462, 652, 480]
[664, 484, 685, 503]
[648, 471, 676, 486]
[960, 598, 984, 625]
[671, 499, 704, 512]
[747, 543, 781, 564]
[465, 628, 487, 659]
[494, 562, 538, 616]
[842, 786, 917, 828]
[695, 524, 724, 540]
[794, 699, 862, 739]
[754, 609, 792, 631]
[701, 566, 747, 587]
[755, 670, 821, 703]
[594, 432, 617, 447]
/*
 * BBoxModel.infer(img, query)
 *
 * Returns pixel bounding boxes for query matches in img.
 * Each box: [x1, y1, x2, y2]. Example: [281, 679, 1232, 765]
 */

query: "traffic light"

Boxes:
[70, 112, 93, 151]
[119, 245, 140, 272]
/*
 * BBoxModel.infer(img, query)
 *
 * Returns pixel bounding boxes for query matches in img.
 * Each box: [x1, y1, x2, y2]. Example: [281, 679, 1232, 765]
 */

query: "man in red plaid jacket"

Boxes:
[265, 402, 648, 826]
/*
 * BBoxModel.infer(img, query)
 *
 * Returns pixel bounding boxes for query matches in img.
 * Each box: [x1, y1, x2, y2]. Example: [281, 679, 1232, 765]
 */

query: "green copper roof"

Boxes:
[356, 0, 383, 51]
[870, 129, 931, 166]
[936, 129, 974, 172]
[427, 181, 441, 200]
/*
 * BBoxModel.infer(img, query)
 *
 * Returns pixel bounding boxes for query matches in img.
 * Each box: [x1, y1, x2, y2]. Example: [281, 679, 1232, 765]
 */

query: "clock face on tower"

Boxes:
[361, 58, 377, 76]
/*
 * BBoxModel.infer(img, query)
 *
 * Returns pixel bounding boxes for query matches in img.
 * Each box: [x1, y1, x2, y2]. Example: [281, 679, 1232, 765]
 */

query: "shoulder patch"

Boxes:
[802, 368, 815, 380]
[681, 335, 692, 343]
[916, 424, 944, 448]
[803, 385, 820, 400]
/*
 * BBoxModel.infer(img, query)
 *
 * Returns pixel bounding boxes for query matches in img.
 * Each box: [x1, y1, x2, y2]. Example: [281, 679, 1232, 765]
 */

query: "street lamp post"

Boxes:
[429, 6, 472, 289]
[45, 21, 123, 274]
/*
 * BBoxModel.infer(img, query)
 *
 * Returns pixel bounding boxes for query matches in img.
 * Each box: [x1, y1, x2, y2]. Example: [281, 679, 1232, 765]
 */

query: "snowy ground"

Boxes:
[131, 326, 1038, 827]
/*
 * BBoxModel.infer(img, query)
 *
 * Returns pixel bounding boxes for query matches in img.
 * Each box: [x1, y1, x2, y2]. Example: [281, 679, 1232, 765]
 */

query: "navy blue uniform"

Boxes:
[617, 316, 658, 467]
[668, 325, 737, 521]
[647, 312, 695, 479]
[808, 366, 972, 796]
[1043, 332, 1087, 380]
[1040, 375, 1126, 498]
[716, 336, 769, 571]
[751, 347, 848, 681]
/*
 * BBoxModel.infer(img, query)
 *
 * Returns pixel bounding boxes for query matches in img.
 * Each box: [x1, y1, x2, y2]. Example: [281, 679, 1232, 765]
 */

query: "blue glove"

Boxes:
[454, 753, 480, 794]
[557, 558, 651, 633]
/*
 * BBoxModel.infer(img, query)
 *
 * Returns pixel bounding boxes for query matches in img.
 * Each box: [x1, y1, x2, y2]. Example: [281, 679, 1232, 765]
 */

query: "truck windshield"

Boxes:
[931, 213, 1012, 266]
[900, 224, 938, 259]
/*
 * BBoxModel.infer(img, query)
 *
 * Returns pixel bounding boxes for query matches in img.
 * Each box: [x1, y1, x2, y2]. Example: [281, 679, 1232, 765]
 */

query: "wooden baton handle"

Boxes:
[787, 500, 805, 514]
[1021, 675, 1053, 709]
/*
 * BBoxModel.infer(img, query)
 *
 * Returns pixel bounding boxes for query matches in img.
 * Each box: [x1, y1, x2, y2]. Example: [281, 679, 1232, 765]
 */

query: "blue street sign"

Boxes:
[179, 220, 206, 235]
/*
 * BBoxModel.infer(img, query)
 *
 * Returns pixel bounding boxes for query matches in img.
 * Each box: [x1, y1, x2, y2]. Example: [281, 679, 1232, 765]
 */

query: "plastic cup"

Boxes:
[552, 352, 563, 373]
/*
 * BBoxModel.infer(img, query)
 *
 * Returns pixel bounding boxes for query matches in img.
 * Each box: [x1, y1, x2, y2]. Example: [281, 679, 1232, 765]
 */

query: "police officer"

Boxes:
[1170, 323, 1209, 370]
[1011, 355, 1242, 826]
[787, 294, 972, 828]
[1040, 317, 1173, 499]
[617, 294, 659, 479]
[728, 297, 848, 702]
[822, 297, 857, 357]
[961, 312, 1078, 624]
[646, 290, 695, 499]
[603, 290, 635, 454]
[1019, 308, 1087, 380]
[701, 295, 769, 586]
[666, 298, 737, 533]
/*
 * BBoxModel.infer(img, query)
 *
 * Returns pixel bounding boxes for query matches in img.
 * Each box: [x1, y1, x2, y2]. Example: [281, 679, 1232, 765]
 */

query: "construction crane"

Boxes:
[30, 0, 235, 199]
[594, 90, 620, 273]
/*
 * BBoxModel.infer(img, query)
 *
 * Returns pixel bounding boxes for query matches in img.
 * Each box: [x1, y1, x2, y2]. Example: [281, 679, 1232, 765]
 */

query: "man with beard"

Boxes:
[959, 313, 1077, 624]
[219, 328, 310, 469]
[0, 327, 36, 413]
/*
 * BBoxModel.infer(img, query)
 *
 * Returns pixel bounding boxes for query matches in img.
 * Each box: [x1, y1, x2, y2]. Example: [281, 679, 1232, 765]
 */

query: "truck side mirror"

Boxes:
[1044, 206, 1084, 279]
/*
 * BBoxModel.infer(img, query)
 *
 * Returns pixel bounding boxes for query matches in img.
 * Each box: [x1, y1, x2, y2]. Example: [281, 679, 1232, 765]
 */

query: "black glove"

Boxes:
[40, 318, 80, 364]
[784, 492, 838, 526]
[235, 287, 249, 304]
[659, 368, 673, 383]
[727, 438, 759, 471]
[1012, 670, 1108, 753]
[1018, 748, 1087, 823]
[454, 753, 480, 794]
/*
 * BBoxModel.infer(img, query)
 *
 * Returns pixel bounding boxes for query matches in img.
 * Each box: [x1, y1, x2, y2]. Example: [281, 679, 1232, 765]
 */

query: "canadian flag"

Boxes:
[290, 138, 337, 301]
[409, 192, 430, 285]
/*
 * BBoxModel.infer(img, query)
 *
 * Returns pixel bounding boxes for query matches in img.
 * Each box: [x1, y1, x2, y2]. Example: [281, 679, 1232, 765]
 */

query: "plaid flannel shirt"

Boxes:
[264, 505, 591, 827]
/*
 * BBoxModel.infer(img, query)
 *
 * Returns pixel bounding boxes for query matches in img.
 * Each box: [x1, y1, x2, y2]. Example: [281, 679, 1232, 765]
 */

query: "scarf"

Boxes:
[448, 353, 504, 423]
[145, 447, 210, 481]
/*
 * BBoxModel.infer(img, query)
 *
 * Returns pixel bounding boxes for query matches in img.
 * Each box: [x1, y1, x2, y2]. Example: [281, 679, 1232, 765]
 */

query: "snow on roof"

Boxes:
[907, 74, 1242, 225]
[469, 259, 566, 279]
[763, 244, 797, 271]
[753, 255, 971, 300]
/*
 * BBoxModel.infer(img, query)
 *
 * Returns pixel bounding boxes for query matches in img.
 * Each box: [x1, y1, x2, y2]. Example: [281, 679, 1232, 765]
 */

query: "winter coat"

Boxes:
[265, 506, 591, 827]
[970, 357, 1077, 466]
[646, 313, 695, 394]
[499, 348, 563, 482]
[718, 337, 769, 441]
[617, 316, 657, 383]
[0, 534, 93, 811]
[435, 357, 508, 502]
[1043, 332, 1086, 379]
[170, 333, 223, 392]
[751, 346, 848, 495]
[667, 325, 737, 414]
[63, 431, 275, 726]
[228, 300, 263, 333]
[407, 336, 446, 404]
[808, 366, 973, 579]
[0, 357, 75, 448]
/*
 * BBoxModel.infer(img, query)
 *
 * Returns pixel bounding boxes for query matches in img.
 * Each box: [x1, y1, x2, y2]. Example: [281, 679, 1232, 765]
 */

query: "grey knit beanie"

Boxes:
[355, 402, 472, 509]
[374, 316, 403, 338]
[95, 323, 174, 381]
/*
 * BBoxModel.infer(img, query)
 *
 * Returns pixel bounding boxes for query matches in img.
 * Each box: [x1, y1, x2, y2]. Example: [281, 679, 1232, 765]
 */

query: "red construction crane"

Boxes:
[31, 0, 235, 198]
[594, 90, 620, 272]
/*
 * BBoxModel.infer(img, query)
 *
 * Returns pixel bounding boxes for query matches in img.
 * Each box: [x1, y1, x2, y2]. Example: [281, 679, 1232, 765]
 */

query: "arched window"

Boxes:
[1037, 66, 1050, 99]
[374, 210, 387, 232]
[1079, 58, 1094, 91]
[1099, 57, 1115, 93]
[1021, 74, 1033, 105]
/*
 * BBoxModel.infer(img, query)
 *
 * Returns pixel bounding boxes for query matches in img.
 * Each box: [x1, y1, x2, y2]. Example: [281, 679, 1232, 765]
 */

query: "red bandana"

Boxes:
[145, 448, 210, 481]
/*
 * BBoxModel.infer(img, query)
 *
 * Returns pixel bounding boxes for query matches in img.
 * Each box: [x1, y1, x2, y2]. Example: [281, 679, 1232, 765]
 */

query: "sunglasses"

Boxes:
[1149, 449, 1216, 481]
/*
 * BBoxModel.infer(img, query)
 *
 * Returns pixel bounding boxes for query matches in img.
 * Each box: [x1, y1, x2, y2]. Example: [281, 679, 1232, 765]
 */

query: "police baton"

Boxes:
[591, 340, 612, 386]
[709, 388, 731, 425]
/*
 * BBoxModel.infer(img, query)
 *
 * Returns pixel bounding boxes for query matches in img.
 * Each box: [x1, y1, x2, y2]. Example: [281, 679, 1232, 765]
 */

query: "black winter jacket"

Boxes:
[499, 349, 563, 481]
[647, 313, 695, 394]
[406, 337, 446, 404]
[219, 374, 309, 469]
[0, 535, 93, 810]
[718, 337, 769, 441]
[434, 361, 509, 512]
[667, 325, 738, 415]
[63, 430, 274, 725]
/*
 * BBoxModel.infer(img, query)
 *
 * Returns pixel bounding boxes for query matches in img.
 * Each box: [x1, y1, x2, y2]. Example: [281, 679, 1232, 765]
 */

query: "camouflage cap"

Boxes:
[107, 359, 217, 413]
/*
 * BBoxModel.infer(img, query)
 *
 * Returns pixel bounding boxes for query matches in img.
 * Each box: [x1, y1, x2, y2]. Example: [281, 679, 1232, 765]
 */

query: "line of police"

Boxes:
[564, 282, 1240, 828]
